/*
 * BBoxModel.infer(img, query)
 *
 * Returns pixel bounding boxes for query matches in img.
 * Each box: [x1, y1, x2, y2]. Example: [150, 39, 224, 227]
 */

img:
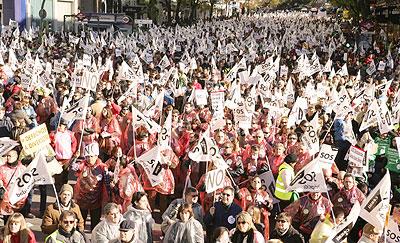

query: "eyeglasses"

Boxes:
[237, 221, 247, 225]
[222, 193, 232, 197]
[226, 123, 232, 125]
[63, 220, 75, 224]
[276, 220, 287, 223]
[288, 137, 297, 140]
[256, 136, 263, 138]
[225, 146, 232, 149]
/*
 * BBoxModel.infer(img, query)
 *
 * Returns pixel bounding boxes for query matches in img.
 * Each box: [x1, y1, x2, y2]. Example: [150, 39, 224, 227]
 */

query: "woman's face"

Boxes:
[237, 219, 249, 233]
[250, 177, 262, 190]
[180, 211, 191, 222]
[217, 231, 230, 243]
[136, 195, 149, 210]
[9, 221, 21, 234]
[102, 109, 109, 117]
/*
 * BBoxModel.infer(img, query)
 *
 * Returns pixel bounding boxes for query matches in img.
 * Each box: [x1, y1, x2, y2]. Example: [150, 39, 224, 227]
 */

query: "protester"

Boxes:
[123, 191, 154, 243]
[332, 173, 365, 216]
[284, 192, 332, 241]
[161, 187, 203, 233]
[0, 9, 397, 243]
[269, 212, 304, 243]
[0, 213, 36, 243]
[163, 203, 204, 243]
[230, 212, 265, 243]
[309, 206, 346, 243]
[274, 153, 298, 209]
[109, 219, 142, 243]
[91, 203, 123, 243]
[211, 227, 230, 243]
[41, 184, 85, 235]
[73, 142, 108, 230]
[357, 223, 383, 243]
[44, 210, 86, 243]
[204, 186, 242, 238]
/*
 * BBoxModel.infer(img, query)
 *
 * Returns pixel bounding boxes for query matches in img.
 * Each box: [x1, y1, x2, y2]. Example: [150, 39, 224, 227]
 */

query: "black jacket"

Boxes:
[270, 226, 305, 243]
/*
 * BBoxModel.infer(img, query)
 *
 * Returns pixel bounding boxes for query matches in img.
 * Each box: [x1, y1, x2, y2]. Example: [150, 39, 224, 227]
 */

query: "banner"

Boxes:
[62, 94, 89, 121]
[211, 91, 225, 119]
[318, 144, 338, 169]
[195, 89, 208, 106]
[348, 146, 366, 168]
[0, 138, 19, 157]
[287, 158, 328, 193]
[136, 146, 165, 186]
[19, 124, 51, 155]
[326, 202, 361, 243]
[360, 170, 391, 230]
[79, 69, 99, 91]
[8, 152, 53, 204]
[205, 168, 226, 193]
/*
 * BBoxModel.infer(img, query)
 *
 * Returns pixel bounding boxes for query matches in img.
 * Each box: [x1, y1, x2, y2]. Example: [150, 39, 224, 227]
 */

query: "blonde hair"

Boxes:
[248, 205, 262, 224]
[236, 212, 257, 231]
[3, 213, 31, 243]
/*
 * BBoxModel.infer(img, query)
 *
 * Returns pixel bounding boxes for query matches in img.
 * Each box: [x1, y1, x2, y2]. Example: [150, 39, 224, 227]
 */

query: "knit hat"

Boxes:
[284, 153, 297, 164]
[60, 184, 73, 196]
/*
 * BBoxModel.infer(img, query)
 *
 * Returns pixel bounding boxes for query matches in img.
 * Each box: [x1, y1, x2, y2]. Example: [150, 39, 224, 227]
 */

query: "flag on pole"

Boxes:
[326, 202, 361, 243]
[158, 111, 172, 149]
[8, 152, 53, 205]
[286, 158, 328, 193]
[136, 146, 165, 186]
[360, 169, 391, 230]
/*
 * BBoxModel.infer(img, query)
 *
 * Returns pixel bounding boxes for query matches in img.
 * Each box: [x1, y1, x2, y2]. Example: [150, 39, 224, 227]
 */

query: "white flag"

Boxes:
[9, 152, 53, 205]
[301, 113, 320, 156]
[360, 170, 391, 230]
[158, 111, 172, 149]
[385, 217, 400, 243]
[286, 158, 328, 193]
[287, 97, 308, 128]
[326, 202, 361, 243]
[359, 99, 379, 131]
[366, 60, 376, 75]
[158, 55, 171, 70]
[377, 102, 394, 134]
[337, 63, 348, 77]
[136, 146, 165, 187]
[131, 106, 161, 134]
[188, 132, 218, 162]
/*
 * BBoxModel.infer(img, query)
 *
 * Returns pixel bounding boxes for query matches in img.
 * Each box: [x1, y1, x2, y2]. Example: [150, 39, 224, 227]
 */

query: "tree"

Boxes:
[330, 0, 372, 20]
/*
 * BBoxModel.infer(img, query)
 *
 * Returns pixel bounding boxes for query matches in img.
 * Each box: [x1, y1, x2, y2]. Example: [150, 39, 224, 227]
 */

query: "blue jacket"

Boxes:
[204, 201, 242, 230]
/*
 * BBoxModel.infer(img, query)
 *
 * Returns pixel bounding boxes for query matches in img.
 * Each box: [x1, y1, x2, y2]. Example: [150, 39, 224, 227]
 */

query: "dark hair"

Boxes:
[60, 210, 77, 221]
[132, 191, 147, 206]
[177, 203, 193, 221]
[332, 206, 345, 218]
[184, 187, 198, 196]
[211, 227, 229, 242]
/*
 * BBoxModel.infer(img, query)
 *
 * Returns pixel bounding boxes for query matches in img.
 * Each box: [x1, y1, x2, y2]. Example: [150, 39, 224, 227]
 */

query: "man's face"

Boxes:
[309, 192, 321, 200]
[221, 189, 234, 205]
[343, 176, 354, 190]
[106, 208, 121, 224]
[255, 132, 264, 143]
[120, 229, 135, 242]
[60, 215, 76, 232]
[60, 191, 72, 205]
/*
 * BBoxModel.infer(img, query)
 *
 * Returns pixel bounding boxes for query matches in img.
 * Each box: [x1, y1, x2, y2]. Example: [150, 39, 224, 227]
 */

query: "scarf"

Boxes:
[231, 229, 254, 243]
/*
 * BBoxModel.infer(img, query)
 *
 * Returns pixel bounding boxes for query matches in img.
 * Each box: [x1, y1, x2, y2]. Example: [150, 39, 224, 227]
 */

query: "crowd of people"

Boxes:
[0, 10, 398, 243]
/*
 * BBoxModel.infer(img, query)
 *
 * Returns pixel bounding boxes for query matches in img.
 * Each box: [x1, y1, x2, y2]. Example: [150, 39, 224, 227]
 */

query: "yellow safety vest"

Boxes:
[45, 230, 63, 243]
[275, 162, 294, 201]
